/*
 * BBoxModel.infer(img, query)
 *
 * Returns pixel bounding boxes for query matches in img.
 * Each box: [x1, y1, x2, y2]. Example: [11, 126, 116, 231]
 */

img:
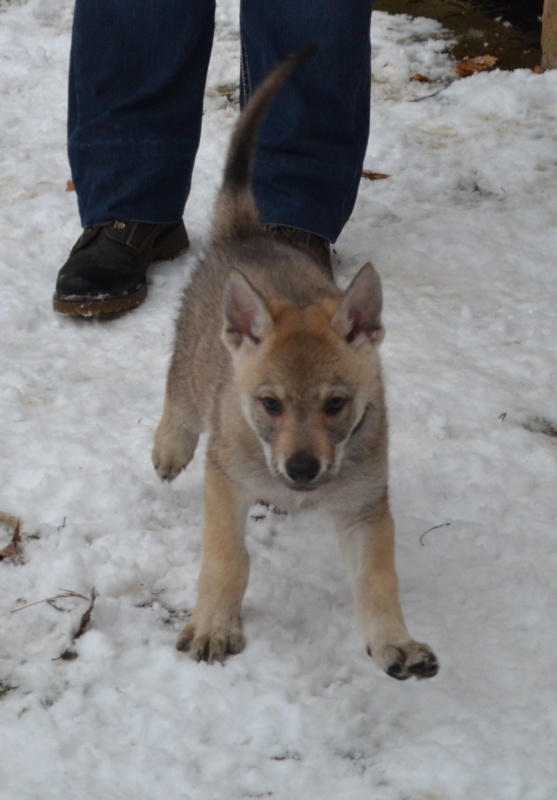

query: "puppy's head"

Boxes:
[222, 263, 385, 491]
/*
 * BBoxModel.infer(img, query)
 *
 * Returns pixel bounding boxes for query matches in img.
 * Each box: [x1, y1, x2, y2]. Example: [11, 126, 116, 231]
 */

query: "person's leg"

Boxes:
[55, 0, 215, 316]
[240, 0, 374, 244]
[68, 0, 216, 226]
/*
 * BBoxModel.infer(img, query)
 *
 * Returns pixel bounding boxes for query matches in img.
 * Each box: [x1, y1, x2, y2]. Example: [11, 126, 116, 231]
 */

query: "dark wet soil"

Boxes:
[467, 0, 543, 32]
[374, 0, 542, 70]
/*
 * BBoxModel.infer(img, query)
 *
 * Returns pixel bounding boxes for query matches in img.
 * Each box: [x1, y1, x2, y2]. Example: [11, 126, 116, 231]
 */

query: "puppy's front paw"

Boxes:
[370, 640, 439, 681]
[152, 440, 186, 481]
[176, 615, 245, 664]
[152, 426, 198, 482]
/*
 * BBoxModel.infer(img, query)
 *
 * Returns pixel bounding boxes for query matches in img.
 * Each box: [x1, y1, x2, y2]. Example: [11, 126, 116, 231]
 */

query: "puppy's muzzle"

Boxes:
[284, 452, 321, 491]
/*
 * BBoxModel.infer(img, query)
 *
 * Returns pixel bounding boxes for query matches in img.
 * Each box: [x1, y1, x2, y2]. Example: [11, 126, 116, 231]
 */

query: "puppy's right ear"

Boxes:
[223, 270, 274, 350]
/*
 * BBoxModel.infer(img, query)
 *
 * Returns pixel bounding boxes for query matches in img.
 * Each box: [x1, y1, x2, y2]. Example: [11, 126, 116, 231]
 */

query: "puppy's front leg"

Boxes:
[152, 395, 200, 482]
[335, 501, 438, 680]
[177, 454, 250, 663]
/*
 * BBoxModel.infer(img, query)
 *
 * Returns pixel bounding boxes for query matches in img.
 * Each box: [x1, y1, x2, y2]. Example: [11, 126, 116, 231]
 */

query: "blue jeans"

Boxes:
[68, 0, 374, 243]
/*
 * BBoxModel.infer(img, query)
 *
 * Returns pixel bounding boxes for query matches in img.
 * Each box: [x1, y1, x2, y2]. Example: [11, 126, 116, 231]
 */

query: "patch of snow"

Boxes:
[1, 3, 557, 798]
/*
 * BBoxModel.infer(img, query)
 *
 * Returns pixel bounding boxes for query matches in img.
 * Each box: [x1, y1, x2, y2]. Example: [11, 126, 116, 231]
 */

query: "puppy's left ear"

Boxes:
[332, 262, 385, 345]
[222, 269, 274, 350]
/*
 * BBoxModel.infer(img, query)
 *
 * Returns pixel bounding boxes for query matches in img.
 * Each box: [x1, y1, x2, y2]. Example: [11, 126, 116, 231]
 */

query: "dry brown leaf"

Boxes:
[410, 73, 434, 83]
[456, 55, 498, 76]
[0, 543, 16, 560]
[65, 179, 75, 192]
[0, 512, 20, 530]
[0, 513, 22, 562]
[362, 170, 391, 181]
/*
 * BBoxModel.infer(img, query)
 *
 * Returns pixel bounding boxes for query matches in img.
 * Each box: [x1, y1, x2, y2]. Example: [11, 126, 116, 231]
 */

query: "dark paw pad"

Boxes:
[386, 658, 410, 681]
[384, 641, 439, 681]
[409, 654, 439, 678]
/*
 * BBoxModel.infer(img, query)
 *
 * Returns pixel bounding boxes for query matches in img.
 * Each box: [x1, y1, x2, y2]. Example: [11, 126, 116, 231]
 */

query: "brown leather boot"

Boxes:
[53, 220, 189, 316]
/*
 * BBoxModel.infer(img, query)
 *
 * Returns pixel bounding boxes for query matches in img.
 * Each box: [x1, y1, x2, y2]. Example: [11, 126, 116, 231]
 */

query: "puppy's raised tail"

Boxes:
[212, 44, 318, 245]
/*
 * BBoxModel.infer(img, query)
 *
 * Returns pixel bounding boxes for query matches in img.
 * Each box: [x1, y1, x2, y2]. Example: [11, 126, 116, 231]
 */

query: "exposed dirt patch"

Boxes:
[375, 0, 541, 70]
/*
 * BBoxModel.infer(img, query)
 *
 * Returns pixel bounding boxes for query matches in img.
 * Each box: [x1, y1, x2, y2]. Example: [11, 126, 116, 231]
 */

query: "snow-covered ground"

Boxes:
[1, 1, 557, 798]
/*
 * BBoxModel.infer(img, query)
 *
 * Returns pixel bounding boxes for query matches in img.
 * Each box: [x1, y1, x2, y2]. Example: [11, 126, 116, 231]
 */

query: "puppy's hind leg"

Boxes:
[152, 395, 200, 481]
[334, 501, 439, 681]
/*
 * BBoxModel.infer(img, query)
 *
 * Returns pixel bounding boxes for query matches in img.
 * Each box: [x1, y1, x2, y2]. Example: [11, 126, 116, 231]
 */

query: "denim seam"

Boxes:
[240, 29, 253, 104]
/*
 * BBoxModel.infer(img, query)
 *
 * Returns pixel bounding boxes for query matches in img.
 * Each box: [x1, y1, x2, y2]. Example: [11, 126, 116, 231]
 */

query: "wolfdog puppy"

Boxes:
[153, 48, 438, 680]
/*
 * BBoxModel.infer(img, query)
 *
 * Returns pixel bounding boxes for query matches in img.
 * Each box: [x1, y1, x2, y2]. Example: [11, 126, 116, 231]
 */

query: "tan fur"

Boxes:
[152, 52, 438, 679]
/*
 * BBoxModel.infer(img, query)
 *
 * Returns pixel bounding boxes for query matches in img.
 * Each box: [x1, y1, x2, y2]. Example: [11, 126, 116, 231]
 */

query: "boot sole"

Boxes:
[53, 223, 189, 317]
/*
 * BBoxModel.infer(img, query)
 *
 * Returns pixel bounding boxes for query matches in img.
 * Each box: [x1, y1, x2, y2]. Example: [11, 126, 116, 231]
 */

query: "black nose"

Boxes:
[285, 453, 320, 484]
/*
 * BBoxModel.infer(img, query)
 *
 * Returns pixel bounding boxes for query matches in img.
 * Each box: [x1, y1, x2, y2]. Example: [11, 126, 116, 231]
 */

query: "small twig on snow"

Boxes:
[419, 522, 451, 546]
[57, 588, 97, 661]
[11, 588, 91, 613]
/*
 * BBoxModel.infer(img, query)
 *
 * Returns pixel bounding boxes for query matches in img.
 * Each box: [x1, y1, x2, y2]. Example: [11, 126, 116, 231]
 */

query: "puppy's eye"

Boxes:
[324, 396, 347, 415]
[260, 396, 283, 415]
